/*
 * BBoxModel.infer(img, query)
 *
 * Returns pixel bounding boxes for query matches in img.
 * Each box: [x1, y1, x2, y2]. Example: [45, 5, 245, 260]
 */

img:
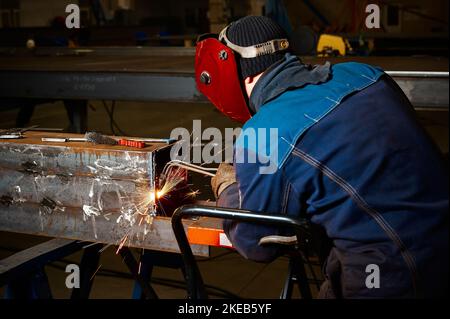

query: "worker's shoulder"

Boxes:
[331, 61, 385, 82]
[332, 61, 383, 70]
[259, 62, 386, 108]
[235, 62, 386, 169]
[243, 61, 386, 128]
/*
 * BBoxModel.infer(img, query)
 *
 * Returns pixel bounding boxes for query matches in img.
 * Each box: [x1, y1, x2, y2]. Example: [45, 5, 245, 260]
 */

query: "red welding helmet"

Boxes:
[195, 26, 290, 124]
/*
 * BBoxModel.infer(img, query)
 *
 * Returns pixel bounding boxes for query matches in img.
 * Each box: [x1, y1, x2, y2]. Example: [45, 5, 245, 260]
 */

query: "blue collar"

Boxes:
[249, 53, 331, 113]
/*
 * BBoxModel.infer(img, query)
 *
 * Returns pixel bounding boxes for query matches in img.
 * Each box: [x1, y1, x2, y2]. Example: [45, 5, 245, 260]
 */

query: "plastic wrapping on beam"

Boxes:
[0, 144, 156, 222]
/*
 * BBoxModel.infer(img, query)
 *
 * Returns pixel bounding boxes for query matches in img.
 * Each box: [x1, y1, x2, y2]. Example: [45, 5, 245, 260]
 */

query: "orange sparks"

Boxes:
[185, 189, 200, 198]
[116, 234, 128, 254]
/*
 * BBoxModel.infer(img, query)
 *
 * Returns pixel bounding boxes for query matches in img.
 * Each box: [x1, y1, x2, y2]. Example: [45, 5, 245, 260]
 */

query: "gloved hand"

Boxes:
[211, 163, 236, 199]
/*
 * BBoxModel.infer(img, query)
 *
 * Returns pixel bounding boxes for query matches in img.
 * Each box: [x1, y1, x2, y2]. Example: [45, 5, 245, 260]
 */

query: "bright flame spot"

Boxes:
[148, 190, 165, 203]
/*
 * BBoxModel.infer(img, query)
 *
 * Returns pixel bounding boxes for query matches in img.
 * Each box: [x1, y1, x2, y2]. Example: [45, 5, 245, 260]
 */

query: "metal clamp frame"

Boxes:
[171, 205, 312, 299]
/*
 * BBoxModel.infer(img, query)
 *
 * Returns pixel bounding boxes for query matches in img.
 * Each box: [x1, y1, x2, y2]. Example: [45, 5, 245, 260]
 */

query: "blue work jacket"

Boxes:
[218, 60, 449, 298]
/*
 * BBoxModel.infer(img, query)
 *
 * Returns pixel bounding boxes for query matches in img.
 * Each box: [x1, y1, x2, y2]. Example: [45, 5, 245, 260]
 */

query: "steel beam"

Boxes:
[0, 70, 447, 109]
[0, 71, 204, 103]
[0, 132, 209, 257]
[390, 75, 449, 109]
[0, 46, 197, 57]
[0, 204, 209, 257]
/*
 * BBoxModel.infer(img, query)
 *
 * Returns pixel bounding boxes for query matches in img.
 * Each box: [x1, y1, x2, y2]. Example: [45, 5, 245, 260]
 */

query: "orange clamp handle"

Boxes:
[118, 139, 146, 149]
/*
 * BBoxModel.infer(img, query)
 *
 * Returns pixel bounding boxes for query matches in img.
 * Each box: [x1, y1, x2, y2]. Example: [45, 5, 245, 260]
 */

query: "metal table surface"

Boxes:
[0, 47, 448, 109]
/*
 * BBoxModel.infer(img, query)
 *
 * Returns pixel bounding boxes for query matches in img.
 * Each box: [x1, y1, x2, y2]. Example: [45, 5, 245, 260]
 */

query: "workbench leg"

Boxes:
[131, 250, 188, 299]
[0, 239, 88, 299]
[119, 248, 158, 299]
[64, 100, 88, 133]
[293, 255, 312, 299]
[280, 255, 312, 299]
[71, 244, 103, 300]
[280, 258, 294, 299]
[15, 101, 36, 127]
[4, 266, 52, 299]
[132, 250, 155, 299]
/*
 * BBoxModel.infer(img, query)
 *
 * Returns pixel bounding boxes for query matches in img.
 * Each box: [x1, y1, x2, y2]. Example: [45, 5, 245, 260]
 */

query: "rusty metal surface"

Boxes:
[0, 132, 210, 257]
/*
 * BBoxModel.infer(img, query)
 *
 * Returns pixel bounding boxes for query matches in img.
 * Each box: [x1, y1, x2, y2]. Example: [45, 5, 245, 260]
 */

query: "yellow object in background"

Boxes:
[317, 34, 352, 57]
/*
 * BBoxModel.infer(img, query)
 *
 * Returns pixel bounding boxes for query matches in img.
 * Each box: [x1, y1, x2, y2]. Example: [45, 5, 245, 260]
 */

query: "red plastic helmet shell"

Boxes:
[195, 38, 252, 124]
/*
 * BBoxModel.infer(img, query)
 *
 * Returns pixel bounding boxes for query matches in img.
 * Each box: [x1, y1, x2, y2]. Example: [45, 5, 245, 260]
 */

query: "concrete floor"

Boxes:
[0, 100, 448, 299]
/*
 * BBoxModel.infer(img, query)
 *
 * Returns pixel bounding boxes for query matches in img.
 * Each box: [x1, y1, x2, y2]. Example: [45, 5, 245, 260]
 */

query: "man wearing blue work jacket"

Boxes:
[195, 16, 448, 298]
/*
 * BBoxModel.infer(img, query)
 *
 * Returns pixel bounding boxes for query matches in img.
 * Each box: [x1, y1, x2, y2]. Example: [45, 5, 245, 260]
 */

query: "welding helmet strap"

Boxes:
[219, 25, 290, 59]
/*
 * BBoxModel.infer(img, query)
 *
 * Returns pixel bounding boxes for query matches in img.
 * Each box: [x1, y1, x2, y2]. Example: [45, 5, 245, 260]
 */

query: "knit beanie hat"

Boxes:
[226, 16, 289, 79]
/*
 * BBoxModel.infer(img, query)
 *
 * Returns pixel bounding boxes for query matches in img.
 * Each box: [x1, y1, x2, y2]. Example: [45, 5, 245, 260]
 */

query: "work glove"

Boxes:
[211, 163, 236, 199]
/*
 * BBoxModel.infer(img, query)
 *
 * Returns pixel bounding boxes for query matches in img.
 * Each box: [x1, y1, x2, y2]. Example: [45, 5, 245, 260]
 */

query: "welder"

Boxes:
[195, 16, 448, 298]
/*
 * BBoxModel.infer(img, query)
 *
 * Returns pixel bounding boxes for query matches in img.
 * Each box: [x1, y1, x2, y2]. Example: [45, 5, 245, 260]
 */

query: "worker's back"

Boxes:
[222, 64, 449, 298]
[282, 74, 448, 298]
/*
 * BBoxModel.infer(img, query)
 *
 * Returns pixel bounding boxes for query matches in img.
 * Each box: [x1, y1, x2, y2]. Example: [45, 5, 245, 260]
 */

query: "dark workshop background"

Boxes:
[0, 0, 448, 299]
